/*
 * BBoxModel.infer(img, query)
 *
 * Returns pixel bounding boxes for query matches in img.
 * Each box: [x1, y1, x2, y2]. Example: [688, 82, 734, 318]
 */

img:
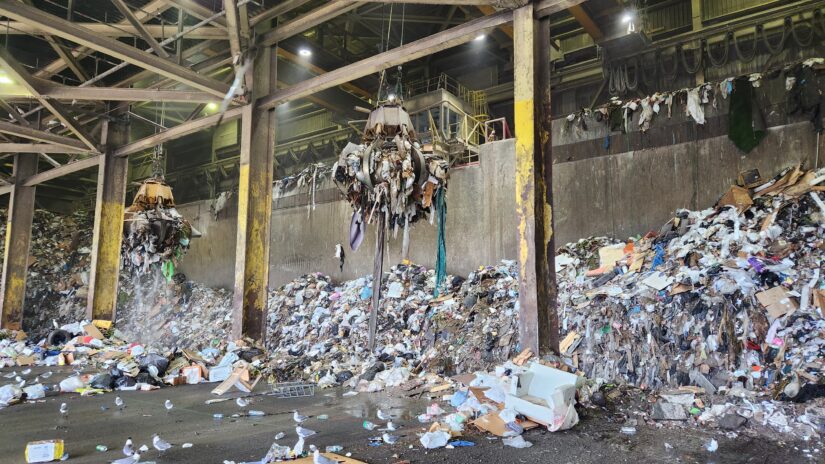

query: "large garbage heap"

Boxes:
[0, 209, 93, 339]
[555, 164, 825, 437]
[264, 262, 519, 385]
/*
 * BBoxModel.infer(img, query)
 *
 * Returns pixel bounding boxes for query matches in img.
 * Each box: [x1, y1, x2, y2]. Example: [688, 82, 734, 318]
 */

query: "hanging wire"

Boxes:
[706, 34, 730, 67]
[761, 20, 788, 55]
[658, 47, 679, 82]
[679, 42, 704, 74]
[733, 28, 758, 62]
[790, 14, 815, 47]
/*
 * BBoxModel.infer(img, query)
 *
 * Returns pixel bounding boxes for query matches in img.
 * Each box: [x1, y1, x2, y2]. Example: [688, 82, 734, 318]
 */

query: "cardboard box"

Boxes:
[25, 440, 64, 463]
[182, 365, 203, 385]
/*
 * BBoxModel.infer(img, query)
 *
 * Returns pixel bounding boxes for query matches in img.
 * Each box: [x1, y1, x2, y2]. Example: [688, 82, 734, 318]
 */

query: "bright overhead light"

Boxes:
[298, 48, 312, 57]
[205, 102, 219, 111]
[621, 12, 634, 24]
[474, 34, 486, 42]
[387, 93, 396, 102]
[0, 75, 13, 85]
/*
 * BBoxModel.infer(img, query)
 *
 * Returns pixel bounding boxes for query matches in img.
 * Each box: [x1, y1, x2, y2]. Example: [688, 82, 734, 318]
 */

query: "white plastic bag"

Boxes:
[503, 435, 533, 448]
[420, 431, 450, 449]
[59, 376, 85, 393]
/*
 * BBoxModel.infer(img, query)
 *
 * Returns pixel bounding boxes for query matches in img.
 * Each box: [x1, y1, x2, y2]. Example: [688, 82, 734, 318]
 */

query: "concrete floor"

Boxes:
[0, 366, 817, 464]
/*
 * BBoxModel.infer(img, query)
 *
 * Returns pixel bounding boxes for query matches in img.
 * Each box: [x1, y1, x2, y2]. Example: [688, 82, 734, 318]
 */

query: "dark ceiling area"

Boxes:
[0, 0, 821, 210]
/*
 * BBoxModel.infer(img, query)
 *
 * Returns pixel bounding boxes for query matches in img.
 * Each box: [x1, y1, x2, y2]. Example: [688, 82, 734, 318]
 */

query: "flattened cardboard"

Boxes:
[181, 349, 205, 363]
[598, 244, 626, 270]
[471, 413, 539, 437]
[718, 185, 753, 211]
[82, 323, 104, 340]
[756, 287, 798, 320]
[813, 289, 825, 312]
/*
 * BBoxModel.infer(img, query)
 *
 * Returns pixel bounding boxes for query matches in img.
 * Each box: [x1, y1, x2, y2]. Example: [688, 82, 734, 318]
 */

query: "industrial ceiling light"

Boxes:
[474, 34, 486, 42]
[205, 102, 218, 112]
[0, 73, 13, 84]
[298, 48, 312, 57]
[622, 11, 636, 34]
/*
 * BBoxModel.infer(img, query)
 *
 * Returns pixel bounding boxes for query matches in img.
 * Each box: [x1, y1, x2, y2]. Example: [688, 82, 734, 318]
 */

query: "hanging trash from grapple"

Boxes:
[122, 147, 197, 279]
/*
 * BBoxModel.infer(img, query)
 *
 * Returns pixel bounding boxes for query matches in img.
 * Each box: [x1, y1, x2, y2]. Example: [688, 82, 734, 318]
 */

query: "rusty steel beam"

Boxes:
[4, 21, 226, 39]
[224, 0, 243, 62]
[111, 0, 172, 58]
[258, 0, 362, 48]
[0, 1, 231, 99]
[0, 154, 37, 330]
[0, 143, 94, 154]
[21, 155, 101, 186]
[568, 4, 604, 41]
[87, 108, 128, 321]
[0, 47, 98, 151]
[232, 46, 276, 342]
[249, 0, 313, 27]
[0, 120, 91, 151]
[33, 0, 171, 79]
[258, 8, 513, 110]
[0, 81, 219, 103]
[514, 4, 559, 355]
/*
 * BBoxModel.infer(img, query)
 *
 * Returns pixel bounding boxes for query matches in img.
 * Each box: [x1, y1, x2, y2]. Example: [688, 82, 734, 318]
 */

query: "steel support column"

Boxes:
[86, 108, 129, 321]
[0, 154, 38, 330]
[232, 45, 276, 342]
[514, 4, 558, 355]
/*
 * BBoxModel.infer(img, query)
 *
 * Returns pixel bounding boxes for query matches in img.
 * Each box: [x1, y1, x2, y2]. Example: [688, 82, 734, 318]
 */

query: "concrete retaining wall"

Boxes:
[177, 94, 822, 289]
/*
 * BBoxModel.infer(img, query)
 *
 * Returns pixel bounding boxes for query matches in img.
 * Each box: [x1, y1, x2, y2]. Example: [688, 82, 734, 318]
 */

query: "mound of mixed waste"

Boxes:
[0, 209, 93, 339]
[264, 261, 519, 387]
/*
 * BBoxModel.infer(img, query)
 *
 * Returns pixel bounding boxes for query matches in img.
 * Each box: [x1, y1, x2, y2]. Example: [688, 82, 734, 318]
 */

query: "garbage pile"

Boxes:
[122, 178, 193, 278]
[264, 261, 520, 387]
[0, 319, 266, 409]
[0, 209, 93, 339]
[413, 357, 584, 451]
[555, 164, 825, 437]
[115, 272, 233, 352]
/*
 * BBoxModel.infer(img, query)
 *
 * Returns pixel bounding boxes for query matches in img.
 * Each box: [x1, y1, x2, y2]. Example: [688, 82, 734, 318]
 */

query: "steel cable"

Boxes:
[706, 34, 731, 67]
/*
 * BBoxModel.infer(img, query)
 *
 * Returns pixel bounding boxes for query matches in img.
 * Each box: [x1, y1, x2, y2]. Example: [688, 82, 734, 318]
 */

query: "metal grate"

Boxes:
[269, 381, 316, 398]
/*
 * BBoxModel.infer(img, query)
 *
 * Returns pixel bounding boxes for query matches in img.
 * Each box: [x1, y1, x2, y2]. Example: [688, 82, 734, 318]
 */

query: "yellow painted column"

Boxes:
[0, 154, 37, 330]
[232, 44, 276, 342]
[514, 5, 560, 355]
[87, 109, 129, 321]
[514, 4, 539, 355]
